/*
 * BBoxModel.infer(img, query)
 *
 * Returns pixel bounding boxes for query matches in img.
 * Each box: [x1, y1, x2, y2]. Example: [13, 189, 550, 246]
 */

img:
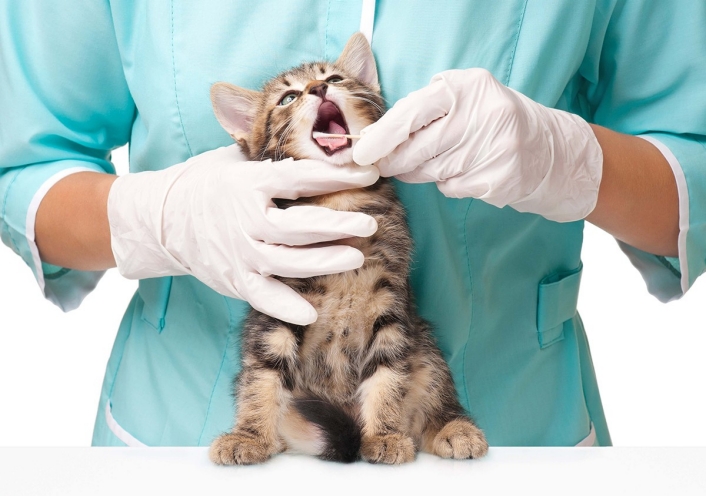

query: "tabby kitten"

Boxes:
[208, 33, 488, 465]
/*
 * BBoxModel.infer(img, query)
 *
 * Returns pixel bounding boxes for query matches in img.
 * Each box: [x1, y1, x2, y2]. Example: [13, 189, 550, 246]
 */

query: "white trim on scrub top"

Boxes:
[637, 135, 690, 294]
[105, 402, 147, 447]
[25, 167, 98, 302]
[360, 0, 376, 44]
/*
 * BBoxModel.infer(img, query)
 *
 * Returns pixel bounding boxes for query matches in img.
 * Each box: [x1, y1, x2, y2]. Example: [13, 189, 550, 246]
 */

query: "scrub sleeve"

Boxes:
[0, 1, 135, 310]
[582, 1, 706, 301]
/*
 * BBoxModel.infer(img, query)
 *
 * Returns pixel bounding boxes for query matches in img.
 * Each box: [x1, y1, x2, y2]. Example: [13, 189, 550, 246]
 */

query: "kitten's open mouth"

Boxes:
[312, 101, 351, 156]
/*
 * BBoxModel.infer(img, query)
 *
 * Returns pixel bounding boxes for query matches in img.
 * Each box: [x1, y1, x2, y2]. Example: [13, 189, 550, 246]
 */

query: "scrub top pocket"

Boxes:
[536, 263, 583, 349]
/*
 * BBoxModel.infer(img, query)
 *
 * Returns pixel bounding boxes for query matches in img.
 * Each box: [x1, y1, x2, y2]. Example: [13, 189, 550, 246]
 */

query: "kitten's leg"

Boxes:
[414, 350, 488, 459]
[356, 315, 416, 464]
[424, 417, 488, 460]
[209, 367, 291, 465]
[210, 320, 300, 465]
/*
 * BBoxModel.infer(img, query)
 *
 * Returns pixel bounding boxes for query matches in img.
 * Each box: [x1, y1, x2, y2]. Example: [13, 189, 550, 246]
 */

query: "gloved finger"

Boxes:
[374, 114, 464, 178]
[258, 206, 377, 245]
[253, 242, 366, 278]
[243, 273, 319, 325]
[352, 78, 454, 166]
[264, 159, 380, 199]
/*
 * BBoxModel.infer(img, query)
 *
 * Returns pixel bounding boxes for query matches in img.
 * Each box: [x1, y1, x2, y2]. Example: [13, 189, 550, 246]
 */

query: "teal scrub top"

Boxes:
[2, 0, 706, 448]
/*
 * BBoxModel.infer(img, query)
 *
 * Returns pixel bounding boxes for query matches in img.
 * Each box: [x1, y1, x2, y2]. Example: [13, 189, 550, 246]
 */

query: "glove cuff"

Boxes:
[511, 109, 603, 222]
[107, 168, 190, 279]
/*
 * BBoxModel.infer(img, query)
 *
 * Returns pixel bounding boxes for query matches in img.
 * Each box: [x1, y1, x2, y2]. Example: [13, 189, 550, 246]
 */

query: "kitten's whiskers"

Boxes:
[273, 111, 307, 161]
[348, 93, 385, 115]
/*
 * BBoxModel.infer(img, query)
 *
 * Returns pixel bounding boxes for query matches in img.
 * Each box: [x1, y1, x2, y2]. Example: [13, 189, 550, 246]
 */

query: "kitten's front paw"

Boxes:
[432, 418, 488, 459]
[361, 433, 416, 464]
[209, 431, 275, 465]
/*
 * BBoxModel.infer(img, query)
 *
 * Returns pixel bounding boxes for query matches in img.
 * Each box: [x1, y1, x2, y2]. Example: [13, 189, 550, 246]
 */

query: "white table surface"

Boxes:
[1, 447, 704, 495]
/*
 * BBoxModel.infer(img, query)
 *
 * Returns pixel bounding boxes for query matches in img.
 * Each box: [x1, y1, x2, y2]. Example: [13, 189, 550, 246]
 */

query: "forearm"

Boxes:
[35, 172, 117, 271]
[586, 125, 679, 257]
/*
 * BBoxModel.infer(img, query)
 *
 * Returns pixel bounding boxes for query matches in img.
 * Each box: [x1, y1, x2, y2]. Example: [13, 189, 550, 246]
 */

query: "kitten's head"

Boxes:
[211, 33, 383, 166]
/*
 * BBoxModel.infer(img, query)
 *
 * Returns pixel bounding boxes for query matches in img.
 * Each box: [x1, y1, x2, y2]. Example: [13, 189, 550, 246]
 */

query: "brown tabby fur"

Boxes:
[209, 33, 488, 465]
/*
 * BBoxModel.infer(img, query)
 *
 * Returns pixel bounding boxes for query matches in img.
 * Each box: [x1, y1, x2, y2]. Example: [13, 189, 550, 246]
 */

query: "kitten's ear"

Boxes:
[210, 82, 260, 141]
[336, 32, 379, 90]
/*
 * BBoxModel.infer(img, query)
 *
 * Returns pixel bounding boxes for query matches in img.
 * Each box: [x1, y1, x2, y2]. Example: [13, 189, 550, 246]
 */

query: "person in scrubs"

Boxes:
[1, 0, 704, 448]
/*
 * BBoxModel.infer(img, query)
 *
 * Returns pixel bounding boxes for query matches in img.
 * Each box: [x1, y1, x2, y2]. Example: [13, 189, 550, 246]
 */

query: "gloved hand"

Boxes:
[353, 69, 603, 222]
[108, 145, 379, 325]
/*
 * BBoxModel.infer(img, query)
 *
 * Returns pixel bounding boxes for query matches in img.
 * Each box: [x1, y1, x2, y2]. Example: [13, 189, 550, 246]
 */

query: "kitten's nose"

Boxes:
[308, 82, 328, 98]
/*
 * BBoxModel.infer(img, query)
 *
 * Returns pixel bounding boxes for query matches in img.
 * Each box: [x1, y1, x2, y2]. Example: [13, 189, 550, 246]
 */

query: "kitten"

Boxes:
[208, 33, 488, 465]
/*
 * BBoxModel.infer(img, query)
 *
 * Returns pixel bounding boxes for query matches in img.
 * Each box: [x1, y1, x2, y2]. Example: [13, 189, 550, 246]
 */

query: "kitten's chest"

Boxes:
[295, 264, 391, 398]
[285, 181, 407, 399]
[292, 252, 401, 401]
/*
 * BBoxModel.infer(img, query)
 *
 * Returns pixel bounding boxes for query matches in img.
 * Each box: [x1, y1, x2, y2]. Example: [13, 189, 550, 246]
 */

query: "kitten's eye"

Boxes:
[279, 93, 298, 106]
[326, 76, 343, 84]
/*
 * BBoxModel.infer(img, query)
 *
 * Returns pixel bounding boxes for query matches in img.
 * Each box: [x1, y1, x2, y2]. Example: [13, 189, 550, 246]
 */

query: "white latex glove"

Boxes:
[108, 145, 380, 325]
[353, 68, 603, 222]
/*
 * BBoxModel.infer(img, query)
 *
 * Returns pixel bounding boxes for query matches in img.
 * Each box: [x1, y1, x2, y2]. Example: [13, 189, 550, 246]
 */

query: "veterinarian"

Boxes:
[1, 0, 704, 448]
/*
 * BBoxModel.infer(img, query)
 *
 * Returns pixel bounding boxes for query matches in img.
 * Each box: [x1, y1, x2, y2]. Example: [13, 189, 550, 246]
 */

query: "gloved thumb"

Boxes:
[353, 78, 453, 168]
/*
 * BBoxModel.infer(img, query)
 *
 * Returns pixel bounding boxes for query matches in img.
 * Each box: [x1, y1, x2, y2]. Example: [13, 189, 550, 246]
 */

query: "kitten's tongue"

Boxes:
[315, 121, 347, 149]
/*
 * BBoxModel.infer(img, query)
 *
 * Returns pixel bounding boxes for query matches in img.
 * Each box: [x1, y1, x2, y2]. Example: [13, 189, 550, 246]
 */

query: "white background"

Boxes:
[0, 145, 705, 447]
[3, 449, 706, 495]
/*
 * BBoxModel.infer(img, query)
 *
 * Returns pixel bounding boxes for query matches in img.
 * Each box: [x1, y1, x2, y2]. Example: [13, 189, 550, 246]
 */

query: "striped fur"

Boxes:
[209, 33, 488, 465]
